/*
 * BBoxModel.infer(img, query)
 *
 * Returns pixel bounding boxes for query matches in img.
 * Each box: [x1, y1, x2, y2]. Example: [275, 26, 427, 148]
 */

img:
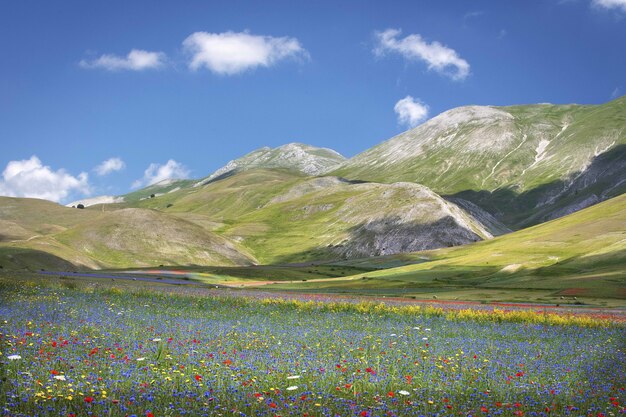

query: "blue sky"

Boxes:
[1, 0, 625, 203]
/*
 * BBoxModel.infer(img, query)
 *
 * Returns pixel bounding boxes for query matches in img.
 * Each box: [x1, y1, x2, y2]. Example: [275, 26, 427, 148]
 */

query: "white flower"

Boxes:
[390, 333, 397, 337]
[398, 390, 410, 396]
[425, 328, 431, 331]
[136, 357, 146, 361]
[152, 338, 162, 342]
[422, 337, 428, 340]
[8, 354, 21, 360]
[54, 375, 66, 381]
[286, 386, 298, 391]
[287, 375, 301, 379]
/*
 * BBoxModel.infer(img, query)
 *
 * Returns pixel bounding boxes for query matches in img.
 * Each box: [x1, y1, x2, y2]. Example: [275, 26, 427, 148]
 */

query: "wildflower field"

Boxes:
[1, 279, 625, 417]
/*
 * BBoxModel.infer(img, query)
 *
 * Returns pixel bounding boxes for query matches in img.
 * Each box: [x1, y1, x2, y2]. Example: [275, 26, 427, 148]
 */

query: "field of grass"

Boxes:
[1, 274, 624, 417]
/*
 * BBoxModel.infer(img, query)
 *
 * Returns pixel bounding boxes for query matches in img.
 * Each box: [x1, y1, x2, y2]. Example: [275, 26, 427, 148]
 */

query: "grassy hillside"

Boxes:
[130, 169, 500, 264]
[263, 192, 626, 303]
[120, 179, 197, 203]
[0, 169, 506, 269]
[331, 96, 626, 228]
[194, 142, 346, 186]
[0, 197, 255, 270]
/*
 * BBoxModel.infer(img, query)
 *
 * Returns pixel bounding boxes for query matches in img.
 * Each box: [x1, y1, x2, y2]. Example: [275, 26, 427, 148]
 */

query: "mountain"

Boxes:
[66, 195, 124, 208]
[331, 96, 626, 228]
[1, 98, 624, 273]
[326, 192, 626, 300]
[194, 143, 346, 186]
[132, 169, 503, 264]
[64, 179, 197, 208]
[0, 167, 504, 269]
[0, 196, 254, 269]
[121, 179, 196, 203]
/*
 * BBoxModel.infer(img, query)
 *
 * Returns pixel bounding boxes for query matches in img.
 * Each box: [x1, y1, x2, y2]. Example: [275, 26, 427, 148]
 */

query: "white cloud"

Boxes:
[592, 0, 626, 12]
[182, 31, 309, 75]
[463, 11, 485, 20]
[80, 49, 166, 71]
[394, 96, 430, 128]
[132, 160, 189, 188]
[94, 157, 125, 176]
[374, 29, 470, 81]
[0, 156, 90, 203]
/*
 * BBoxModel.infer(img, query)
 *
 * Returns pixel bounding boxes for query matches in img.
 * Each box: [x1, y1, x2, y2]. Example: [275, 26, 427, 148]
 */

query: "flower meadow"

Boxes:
[1, 281, 625, 417]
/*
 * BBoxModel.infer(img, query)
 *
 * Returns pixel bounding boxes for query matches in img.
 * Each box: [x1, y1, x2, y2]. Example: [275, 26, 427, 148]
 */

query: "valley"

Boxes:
[1, 97, 624, 306]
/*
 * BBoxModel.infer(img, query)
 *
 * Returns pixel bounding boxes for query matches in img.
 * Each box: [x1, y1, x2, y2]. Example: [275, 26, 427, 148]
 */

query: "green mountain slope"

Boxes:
[132, 169, 504, 264]
[1, 99, 624, 278]
[0, 197, 255, 270]
[195, 142, 346, 186]
[332, 96, 626, 228]
[306, 193, 626, 300]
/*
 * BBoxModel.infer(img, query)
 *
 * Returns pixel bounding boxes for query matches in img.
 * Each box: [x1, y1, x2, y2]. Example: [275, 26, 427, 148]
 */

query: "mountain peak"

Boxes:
[196, 143, 346, 186]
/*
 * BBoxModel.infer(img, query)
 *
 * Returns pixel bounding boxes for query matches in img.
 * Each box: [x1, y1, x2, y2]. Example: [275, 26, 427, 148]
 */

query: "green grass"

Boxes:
[1, 182, 625, 306]
[259, 193, 626, 305]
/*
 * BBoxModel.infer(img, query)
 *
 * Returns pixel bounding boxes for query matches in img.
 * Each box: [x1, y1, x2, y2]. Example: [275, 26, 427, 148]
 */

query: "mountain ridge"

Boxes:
[331, 95, 626, 228]
[1, 97, 624, 271]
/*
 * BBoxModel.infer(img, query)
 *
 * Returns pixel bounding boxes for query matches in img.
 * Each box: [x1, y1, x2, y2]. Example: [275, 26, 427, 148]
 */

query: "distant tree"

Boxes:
[150, 194, 156, 198]
[76, 204, 85, 209]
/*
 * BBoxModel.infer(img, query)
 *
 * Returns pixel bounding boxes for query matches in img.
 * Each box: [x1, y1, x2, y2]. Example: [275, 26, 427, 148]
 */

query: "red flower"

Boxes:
[481, 406, 488, 413]
[387, 391, 395, 398]
[195, 374, 202, 381]
[84, 396, 94, 403]
[360, 412, 369, 417]
[51, 369, 59, 375]
[146, 412, 154, 417]
[223, 359, 232, 366]
[269, 402, 277, 409]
